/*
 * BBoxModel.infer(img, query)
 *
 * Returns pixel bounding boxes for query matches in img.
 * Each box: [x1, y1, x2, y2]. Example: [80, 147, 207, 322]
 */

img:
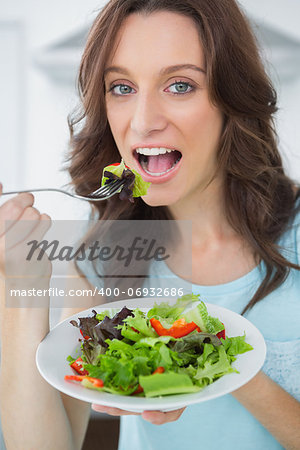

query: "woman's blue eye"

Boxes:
[168, 82, 193, 94]
[108, 81, 193, 95]
[110, 84, 134, 95]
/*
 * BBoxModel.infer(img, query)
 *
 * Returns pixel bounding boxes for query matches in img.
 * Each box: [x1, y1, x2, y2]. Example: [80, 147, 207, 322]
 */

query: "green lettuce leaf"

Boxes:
[221, 334, 253, 355]
[182, 301, 224, 334]
[147, 294, 200, 321]
[121, 309, 157, 338]
[139, 372, 201, 397]
[194, 345, 237, 383]
[101, 159, 151, 199]
[96, 309, 119, 321]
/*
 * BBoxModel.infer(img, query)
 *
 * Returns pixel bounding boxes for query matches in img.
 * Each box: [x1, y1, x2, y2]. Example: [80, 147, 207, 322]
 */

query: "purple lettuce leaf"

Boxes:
[70, 307, 134, 348]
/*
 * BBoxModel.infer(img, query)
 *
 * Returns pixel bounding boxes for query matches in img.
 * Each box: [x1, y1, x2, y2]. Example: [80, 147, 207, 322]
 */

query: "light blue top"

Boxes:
[77, 206, 300, 450]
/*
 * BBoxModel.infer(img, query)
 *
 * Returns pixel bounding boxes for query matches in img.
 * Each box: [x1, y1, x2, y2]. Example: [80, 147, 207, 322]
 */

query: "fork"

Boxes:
[0, 179, 126, 202]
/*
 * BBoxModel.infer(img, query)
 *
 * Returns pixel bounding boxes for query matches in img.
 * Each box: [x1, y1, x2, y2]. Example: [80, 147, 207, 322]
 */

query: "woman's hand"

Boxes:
[0, 183, 52, 292]
[91, 404, 186, 425]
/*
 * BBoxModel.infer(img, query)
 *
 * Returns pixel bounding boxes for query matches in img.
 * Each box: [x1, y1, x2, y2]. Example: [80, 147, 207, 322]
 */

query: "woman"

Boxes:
[0, 0, 300, 449]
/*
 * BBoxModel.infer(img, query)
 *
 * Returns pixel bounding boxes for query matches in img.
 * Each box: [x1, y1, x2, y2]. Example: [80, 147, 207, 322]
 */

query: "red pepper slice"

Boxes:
[132, 384, 144, 395]
[217, 329, 225, 339]
[131, 326, 140, 333]
[150, 317, 201, 338]
[80, 330, 90, 340]
[65, 375, 104, 388]
[65, 375, 86, 382]
[109, 163, 130, 169]
[132, 367, 165, 395]
[217, 323, 226, 340]
[70, 357, 89, 376]
[152, 366, 165, 375]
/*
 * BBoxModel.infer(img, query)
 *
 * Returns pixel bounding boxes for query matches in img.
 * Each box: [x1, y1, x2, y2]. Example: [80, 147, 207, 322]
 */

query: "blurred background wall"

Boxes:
[1, 0, 300, 220]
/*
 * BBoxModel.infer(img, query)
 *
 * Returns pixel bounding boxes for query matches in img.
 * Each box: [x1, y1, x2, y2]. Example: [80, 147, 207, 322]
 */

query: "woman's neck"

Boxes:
[168, 176, 236, 246]
[165, 179, 257, 285]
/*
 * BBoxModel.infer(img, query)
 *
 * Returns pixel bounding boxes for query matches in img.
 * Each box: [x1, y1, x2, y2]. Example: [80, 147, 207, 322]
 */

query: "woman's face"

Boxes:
[104, 11, 224, 207]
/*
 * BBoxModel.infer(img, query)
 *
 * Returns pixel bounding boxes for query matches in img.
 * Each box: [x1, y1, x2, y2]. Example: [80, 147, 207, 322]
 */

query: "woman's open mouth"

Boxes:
[133, 147, 182, 183]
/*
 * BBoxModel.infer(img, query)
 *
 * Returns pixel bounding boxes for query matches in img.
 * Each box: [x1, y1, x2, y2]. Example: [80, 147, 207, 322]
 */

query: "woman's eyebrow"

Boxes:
[104, 64, 206, 77]
[160, 64, 206, 75]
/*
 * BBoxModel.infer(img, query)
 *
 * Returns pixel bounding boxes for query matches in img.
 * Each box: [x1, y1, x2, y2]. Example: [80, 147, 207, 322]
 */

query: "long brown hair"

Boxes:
[65, 0, 300, 314]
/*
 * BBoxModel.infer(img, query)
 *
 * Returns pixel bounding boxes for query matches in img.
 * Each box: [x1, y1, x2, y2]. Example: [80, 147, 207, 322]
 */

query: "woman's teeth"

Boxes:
[136, 147, 175, 156]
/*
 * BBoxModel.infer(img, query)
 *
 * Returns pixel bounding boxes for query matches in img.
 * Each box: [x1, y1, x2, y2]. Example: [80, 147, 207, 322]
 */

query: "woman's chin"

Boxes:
[141, 190, 181, 207]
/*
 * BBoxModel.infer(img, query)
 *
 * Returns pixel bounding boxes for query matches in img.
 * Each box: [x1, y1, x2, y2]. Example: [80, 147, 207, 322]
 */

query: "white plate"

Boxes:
[36, 298, 266, 412]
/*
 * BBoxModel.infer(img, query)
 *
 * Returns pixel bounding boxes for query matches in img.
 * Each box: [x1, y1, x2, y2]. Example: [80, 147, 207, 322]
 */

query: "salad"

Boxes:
[101, 159, 151, 202]
[65, 295, 253, 398]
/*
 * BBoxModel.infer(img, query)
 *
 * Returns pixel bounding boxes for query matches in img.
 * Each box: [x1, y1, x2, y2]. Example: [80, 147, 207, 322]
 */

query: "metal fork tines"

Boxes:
[0, 179, 126, 202]
[87, 179, 125, 200]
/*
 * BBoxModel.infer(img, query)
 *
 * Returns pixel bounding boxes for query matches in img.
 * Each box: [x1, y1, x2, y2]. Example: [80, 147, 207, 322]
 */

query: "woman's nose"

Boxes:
[130, 93, 168, 137]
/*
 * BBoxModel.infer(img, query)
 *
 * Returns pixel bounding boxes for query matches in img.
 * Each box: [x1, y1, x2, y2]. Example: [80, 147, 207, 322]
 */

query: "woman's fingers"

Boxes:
[91, 404, 140, 416]
[5, 213, 52, 281]
[8, 209, 51, 250]
[19, 213, 52, 262]
[0, 183, 52, 281]
[91, 404, 186, 424]
[3, 205, 42, 251]
[9, 212, 52, 258]
[0, 191, 34, 237]
[141, 407, 186, 425]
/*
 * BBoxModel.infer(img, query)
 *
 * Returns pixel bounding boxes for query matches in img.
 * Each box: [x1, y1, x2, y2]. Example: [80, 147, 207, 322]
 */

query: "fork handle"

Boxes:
[1, 188, 75, 198]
